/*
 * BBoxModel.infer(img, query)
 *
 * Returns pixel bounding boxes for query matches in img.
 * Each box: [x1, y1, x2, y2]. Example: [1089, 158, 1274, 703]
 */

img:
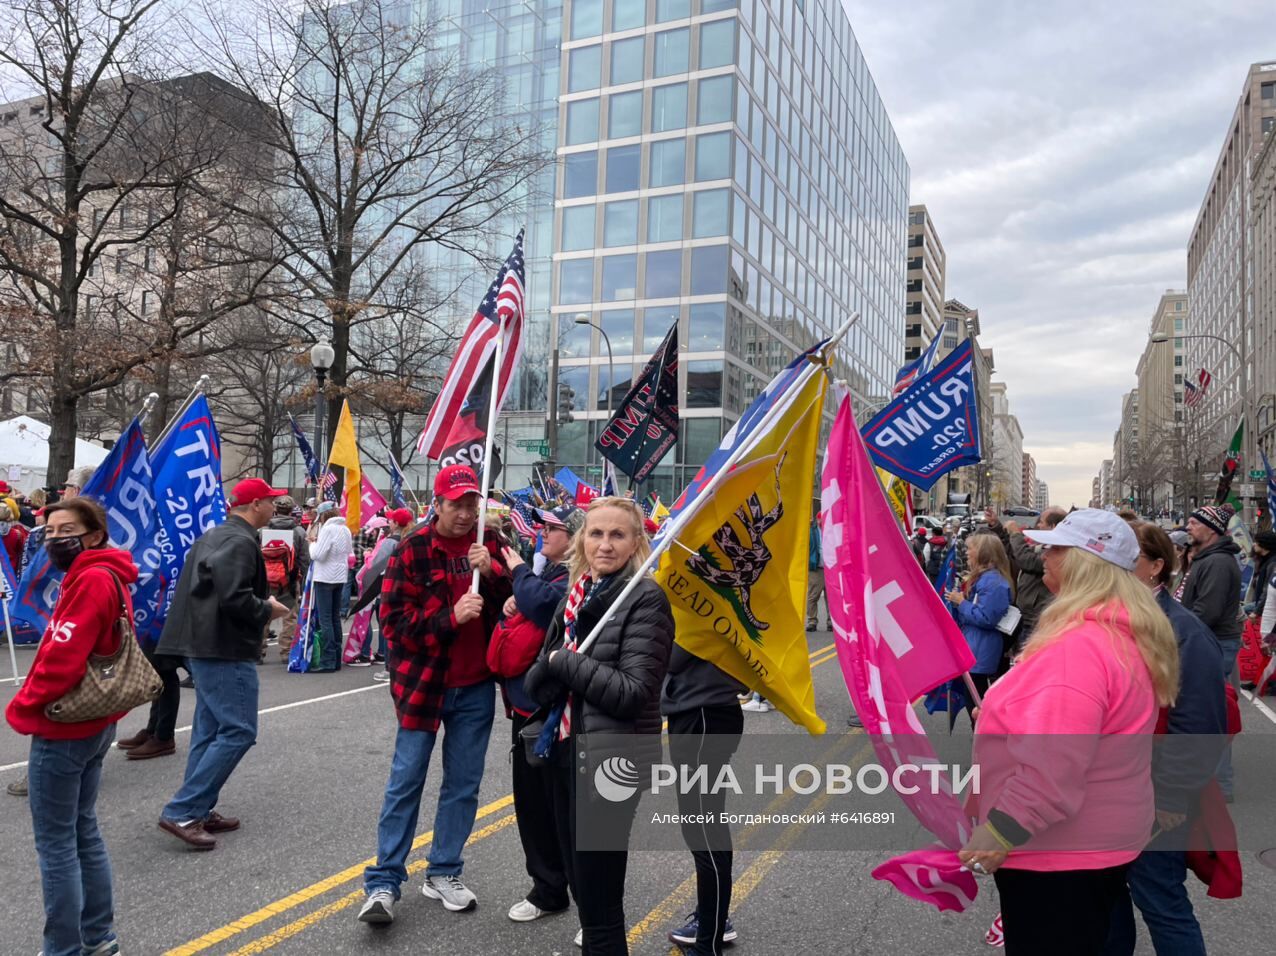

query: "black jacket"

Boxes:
[1006, 530, 1051, 635]
[1250, 552, 1276, 618]
[156, 514, 272, 662]
[661, 644, 746, 716]
[1180, 536, 1242, 643]
[512, 561, 569, 630]
[524, 573, 673, 764]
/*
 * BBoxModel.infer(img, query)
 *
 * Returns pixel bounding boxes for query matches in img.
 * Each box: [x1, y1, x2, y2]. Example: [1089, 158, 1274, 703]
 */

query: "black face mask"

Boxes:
[46, 534, 87, 572]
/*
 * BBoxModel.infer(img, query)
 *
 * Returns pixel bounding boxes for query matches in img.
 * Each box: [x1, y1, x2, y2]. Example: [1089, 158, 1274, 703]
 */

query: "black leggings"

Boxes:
[550, 749, 638, 955]
[145, 651, 182, 742]
[667, 705, 744, 956]
[994, 865, 1131, 955]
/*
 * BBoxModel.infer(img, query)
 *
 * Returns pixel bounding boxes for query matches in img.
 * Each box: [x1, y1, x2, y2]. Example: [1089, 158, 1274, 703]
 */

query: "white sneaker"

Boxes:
[741, 698, 773, 713]
[422, 874, 477, 912]
[373, 671, 391, 682]
[358, 889, 396, 924]
[508, 898, 557, 922]
[574, 927, 583, 947]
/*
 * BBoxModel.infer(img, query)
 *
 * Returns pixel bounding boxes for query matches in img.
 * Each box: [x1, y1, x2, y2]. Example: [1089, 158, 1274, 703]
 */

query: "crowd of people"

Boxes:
[3, 457, 1269, 955]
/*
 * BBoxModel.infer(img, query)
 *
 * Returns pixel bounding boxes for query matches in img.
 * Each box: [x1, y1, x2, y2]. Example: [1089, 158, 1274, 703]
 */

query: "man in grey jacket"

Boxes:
[156, 478, 290, 850]
[987, 506, 1066, 643]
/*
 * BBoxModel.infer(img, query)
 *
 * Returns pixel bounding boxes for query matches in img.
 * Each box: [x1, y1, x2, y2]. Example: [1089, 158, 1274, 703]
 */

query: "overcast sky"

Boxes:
[841, 0, 1273, 507]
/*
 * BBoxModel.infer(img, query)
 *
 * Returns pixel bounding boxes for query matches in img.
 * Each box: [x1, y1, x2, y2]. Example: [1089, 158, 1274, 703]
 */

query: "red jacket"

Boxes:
[5, 547, 139, 740]
[3, 523, 28, 572]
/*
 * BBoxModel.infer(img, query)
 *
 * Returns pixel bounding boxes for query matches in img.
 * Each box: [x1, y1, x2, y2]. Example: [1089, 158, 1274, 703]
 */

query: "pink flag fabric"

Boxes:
[870, 847, 978, 913]
[341, 476, 388, 528]
[821, 389, 976, 890]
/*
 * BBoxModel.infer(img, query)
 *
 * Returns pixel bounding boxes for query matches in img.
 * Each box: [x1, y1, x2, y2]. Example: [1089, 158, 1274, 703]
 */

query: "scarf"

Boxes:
[557, 573, 593, 741]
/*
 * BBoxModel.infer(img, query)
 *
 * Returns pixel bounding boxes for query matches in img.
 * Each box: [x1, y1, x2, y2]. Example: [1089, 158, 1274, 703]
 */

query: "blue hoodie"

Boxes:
[955, 569, 1012, 674]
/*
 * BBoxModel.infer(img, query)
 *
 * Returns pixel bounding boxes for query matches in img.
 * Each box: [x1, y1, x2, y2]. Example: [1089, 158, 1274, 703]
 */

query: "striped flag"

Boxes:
[1185, 368, 1211, 408]
[416, 230, 526, 459]
[320, 470, 339, 502]
[289, 414, 320, 483]
[506, 500, 536, 540]
[388, 454, 408, 509]
[1262, 448, 1276, 525]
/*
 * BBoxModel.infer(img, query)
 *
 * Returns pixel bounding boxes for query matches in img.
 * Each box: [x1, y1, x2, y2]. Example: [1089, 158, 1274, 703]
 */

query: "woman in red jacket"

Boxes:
[5, 497, 138, 956]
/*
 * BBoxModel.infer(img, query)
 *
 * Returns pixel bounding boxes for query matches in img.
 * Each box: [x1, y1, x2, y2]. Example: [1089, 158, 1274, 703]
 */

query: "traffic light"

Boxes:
[557, 383, 575, 424]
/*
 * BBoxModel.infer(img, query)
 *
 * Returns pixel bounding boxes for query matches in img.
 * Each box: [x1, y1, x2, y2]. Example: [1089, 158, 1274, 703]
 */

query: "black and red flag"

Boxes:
[594, 323, 679, 482]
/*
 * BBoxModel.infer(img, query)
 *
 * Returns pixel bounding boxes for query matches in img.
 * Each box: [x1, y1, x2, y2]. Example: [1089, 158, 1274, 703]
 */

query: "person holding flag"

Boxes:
[523, 497, 674, 953]
[358, 464, 512, 926]
[957, 510, 1180, 954]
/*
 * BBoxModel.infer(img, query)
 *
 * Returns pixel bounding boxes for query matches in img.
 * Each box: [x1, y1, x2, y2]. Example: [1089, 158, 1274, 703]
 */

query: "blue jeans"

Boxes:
[364, 681, 496, 897]
[162, 659, 258, 822]
[314, 582, 345, 670]
[1104, 847, 1206, 955]
[27, 725, 117, 956]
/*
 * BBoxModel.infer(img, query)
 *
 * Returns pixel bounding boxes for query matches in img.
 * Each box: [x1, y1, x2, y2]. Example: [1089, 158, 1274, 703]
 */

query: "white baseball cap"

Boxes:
[1023, 508, 1139, 571]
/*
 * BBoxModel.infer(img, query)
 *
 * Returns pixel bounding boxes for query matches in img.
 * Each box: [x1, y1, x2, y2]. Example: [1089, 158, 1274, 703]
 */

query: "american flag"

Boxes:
[507, 500, 537, 540]
[388, 454, 408, 509]
[1184, 368, 1212, 408]
[321, 470, 339, 502]
[416, 230, 526, 458]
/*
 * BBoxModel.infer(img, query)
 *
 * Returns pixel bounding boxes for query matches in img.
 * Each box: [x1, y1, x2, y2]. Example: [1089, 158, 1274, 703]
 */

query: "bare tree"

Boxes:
[205, 311, 310, 484]
[195, 0, 552, 450]
[0, 2, 285, 478]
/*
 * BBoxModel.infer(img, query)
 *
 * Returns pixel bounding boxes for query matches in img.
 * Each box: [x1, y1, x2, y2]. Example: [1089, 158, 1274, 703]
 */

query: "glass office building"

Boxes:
[378, 0, 908, 497]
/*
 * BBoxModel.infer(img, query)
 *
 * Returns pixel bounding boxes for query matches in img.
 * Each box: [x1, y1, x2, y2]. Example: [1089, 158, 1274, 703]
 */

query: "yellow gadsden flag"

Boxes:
[328, 399, 361, 533]
[657, 369, 827, 734]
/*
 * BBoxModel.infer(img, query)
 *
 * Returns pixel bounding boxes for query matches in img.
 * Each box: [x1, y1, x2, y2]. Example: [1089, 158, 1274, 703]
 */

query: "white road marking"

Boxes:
[0, 681, 387, 774]
[1241, 688, 1276, 726]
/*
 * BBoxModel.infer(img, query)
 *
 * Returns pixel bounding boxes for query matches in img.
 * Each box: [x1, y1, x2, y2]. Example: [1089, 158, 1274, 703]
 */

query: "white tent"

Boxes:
[0, 415, 111, 494]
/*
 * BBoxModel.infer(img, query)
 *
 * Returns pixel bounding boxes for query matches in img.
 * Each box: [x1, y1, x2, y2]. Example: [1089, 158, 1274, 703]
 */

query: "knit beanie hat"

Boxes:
[1190, 504, 1234, 537]
[1255, 531, 1276, 552]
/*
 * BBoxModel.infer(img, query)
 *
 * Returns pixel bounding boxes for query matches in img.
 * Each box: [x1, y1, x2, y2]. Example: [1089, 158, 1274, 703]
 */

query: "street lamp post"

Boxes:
[575, 314, 614, 483]
[310, 339, 336, 476]
[1150, 331, 1254, 519]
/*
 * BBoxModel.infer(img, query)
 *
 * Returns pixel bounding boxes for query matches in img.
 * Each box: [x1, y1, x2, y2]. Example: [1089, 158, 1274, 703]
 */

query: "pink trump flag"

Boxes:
[341, 475, 387, 528]
[821, 389, 978, 908]
[870, 846, 977, 914]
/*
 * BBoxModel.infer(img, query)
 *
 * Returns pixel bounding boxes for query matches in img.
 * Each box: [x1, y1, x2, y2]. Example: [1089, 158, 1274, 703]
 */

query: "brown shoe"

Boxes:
[117, 728, 151, 750]
[126, 737, 176, 760]
[158, 817, 217, 850]
[204, 811, 240, 834]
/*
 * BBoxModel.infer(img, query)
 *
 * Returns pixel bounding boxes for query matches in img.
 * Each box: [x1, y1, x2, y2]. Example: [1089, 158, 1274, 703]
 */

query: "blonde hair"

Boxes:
[966, 532, 1016, 602]
[1021, 548, 1180, 706]
[569, 497, 652, 585]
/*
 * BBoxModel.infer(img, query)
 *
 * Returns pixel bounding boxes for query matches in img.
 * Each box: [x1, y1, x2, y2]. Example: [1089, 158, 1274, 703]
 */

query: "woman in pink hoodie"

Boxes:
[957, 509, 1180, 955]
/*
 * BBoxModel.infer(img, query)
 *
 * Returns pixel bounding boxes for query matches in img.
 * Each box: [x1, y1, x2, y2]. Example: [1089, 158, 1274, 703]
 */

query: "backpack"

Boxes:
[262, 538, 295, 591]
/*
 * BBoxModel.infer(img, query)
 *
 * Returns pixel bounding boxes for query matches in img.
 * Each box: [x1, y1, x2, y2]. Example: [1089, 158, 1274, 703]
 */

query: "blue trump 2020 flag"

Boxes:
[150, 394, 227, 637]
[861, 340, 983, 492]
[13, 418, 165, 643]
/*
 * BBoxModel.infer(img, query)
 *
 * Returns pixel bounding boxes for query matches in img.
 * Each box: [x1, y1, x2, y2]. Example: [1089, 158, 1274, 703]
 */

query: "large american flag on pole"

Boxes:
[1184, 368, 1211, 408]
[417, 230, 526, 458]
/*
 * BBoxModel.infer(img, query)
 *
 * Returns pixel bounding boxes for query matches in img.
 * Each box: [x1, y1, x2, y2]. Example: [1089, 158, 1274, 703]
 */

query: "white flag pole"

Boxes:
[2, 590, 19, 686]
[572, 314, 859, 655]
[472, 310, 508, 594]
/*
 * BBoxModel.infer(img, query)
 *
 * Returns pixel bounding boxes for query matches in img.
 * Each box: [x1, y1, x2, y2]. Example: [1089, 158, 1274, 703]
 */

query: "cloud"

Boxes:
[840, 0, 1273, 507]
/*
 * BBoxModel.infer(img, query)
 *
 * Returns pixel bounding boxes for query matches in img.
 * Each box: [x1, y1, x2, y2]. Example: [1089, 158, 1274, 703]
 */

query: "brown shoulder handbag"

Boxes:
[44, 572, 163, 723]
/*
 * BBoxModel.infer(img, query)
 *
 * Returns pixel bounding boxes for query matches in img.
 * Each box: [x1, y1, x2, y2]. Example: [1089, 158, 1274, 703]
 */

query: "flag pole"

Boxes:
[151, 375, 212, 448]
[573, 314, 859, 655]
[472, 311, 508, 593]
[1, 582, 19, 686]
[137, 392, 160, 429]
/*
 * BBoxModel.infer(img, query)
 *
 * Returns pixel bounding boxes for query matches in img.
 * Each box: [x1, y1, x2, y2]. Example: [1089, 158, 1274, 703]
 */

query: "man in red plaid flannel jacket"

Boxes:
[360, 465, 512, 923]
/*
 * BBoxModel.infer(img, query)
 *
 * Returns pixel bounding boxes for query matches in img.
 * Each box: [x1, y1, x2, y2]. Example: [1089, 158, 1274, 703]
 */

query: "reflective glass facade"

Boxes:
[379, 0, 906, 495]
[553, 0, 909, 497]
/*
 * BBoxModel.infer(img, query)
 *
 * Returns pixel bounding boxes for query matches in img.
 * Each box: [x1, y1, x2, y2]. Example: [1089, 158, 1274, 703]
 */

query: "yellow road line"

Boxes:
[223, 813, 519, 956]
[162, 795, 513, 956]
[167, 643, 842, 955]
[648, 742, 873, 954]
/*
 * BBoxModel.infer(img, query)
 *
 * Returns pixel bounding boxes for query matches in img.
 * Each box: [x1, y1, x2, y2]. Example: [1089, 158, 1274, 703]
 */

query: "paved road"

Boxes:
[2, 634, 1274, 955]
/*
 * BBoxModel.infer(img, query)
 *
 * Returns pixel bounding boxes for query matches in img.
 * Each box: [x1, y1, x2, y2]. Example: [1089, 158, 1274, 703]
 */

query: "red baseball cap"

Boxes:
[433, 464, 480, 501]
[385, 507, 414, 526]
[230, 477, 287, 507]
